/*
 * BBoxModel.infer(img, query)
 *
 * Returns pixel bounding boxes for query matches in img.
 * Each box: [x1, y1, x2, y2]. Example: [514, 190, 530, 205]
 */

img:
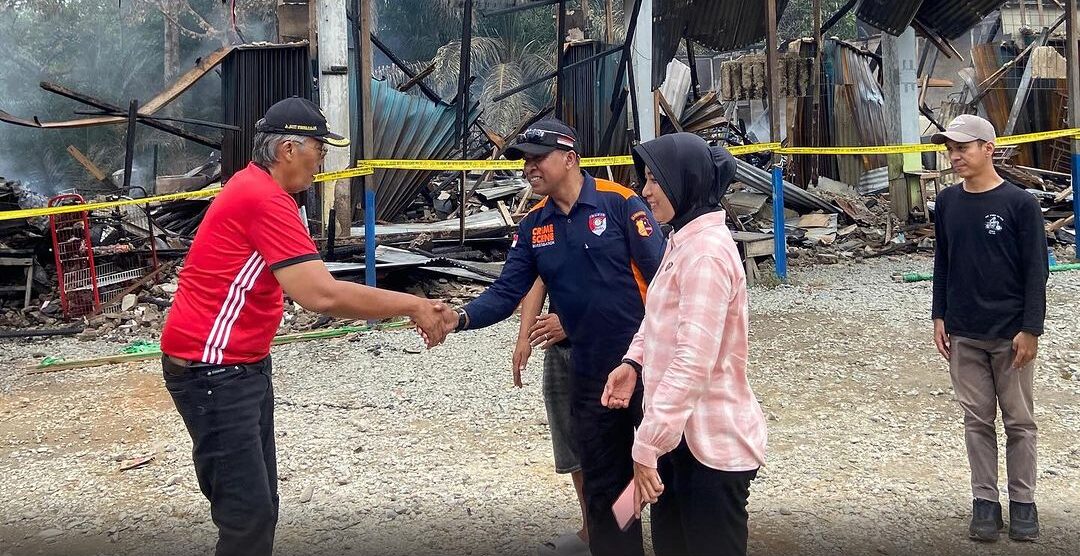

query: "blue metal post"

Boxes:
[1073, 152, 1080, 261]
[772, 165, 787, 280]
[365, 188, 376, 287]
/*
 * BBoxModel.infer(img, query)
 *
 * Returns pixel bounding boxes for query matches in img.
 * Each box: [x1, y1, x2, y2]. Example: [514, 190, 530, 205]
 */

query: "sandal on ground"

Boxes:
[537, 532, 590, 556]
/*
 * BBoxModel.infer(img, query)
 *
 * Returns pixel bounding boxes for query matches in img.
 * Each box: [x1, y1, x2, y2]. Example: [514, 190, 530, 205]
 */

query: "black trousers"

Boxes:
[163, 355, 278, 556]
[651, 439, 758, 556]
[573, 374, 645, 556]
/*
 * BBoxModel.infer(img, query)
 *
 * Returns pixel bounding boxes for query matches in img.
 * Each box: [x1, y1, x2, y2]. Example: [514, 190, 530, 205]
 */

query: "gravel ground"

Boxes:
[1, 253, 1078, 556]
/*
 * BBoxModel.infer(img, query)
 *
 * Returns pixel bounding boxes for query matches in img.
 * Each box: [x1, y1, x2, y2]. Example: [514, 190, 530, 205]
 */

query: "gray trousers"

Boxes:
[948, 335, 1038, 503]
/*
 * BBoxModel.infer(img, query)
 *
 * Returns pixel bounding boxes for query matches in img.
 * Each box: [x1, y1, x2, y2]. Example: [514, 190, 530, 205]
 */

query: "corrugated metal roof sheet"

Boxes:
[856, 0, 925, 36]
[221, 45, 312, 180]
[915, 0, 1008, 40]
[685, 0, 790, 52]
[824, 40, 888, 189]
[370, 79, 478, 220]
[653, 0, 789, 88]
[562, 41, 629, 157]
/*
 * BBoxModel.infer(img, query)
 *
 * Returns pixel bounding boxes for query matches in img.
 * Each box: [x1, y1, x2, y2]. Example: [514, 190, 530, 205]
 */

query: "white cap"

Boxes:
[931, 114, 997, 145]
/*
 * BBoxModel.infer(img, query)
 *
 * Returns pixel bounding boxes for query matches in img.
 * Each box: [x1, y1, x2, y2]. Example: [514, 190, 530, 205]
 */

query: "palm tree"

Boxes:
[376, 0, 625, 137]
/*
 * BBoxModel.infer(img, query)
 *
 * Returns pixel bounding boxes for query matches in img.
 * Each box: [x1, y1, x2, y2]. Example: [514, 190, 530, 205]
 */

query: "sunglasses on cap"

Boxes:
[517, 128, 576, 151]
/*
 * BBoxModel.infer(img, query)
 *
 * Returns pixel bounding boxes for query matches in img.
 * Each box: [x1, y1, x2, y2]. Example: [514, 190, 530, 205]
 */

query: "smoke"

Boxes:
[0, 1, 277, 198]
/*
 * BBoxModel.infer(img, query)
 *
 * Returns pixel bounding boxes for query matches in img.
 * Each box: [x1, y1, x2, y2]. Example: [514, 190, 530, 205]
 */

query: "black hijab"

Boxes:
[631, 132, 738, 232]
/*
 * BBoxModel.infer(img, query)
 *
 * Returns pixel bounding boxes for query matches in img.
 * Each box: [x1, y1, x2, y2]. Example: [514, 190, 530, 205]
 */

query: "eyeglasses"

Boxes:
[289, 139, 328, 159]
[517, 128, 576, 150]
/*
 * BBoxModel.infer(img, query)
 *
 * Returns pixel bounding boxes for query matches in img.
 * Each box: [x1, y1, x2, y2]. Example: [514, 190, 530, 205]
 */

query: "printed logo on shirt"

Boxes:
[588, 212, 607, 236]
[985, 213, 1004, 235]
[631, 210, 654, 237]
[532, 223, 556, 247]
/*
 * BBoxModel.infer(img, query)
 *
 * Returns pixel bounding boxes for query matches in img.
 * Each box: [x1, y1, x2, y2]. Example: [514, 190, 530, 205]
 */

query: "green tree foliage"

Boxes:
[375, 1, 570, 137]
[372, 0, 463, 64]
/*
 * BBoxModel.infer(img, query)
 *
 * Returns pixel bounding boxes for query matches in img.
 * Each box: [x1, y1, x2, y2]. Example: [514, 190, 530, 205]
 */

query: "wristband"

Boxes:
[621, 358, 642, 373]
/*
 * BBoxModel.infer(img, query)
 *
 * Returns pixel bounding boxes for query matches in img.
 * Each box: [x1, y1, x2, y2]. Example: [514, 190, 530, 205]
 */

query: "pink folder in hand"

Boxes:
[612, 480, 638, 532]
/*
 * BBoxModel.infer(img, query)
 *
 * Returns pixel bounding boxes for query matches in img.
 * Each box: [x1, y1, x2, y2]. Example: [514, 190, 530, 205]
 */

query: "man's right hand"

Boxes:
[933, 318, 950, 361]
[411, 300, 452, 348]
[528, 313, 567, 349]
[511, 337, 532, 388]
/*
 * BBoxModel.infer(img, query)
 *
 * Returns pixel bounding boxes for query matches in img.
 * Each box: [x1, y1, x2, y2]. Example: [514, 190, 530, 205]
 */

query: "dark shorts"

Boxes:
[542, 342, 580, 474]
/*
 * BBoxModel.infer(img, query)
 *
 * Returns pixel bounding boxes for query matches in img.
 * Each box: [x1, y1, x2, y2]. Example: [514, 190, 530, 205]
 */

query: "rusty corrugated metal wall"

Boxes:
[822, 40, 887, 189]
[221, 44, 313, 180]
[369, 79, 479, 220]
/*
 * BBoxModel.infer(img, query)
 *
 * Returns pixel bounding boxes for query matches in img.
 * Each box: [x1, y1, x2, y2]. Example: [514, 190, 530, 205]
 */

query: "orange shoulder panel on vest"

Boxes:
[593, 179, 636, 200]
[527, 196, 549, 213]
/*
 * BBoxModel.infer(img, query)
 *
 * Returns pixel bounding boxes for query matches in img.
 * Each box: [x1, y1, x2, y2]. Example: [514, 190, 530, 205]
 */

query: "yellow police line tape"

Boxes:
[777, 128, 1080, 155]
[356, 142, 782, 171]
[2, 129, 1077, 221]
[0, 167, 373, 221]
[3, 187, 224, 221]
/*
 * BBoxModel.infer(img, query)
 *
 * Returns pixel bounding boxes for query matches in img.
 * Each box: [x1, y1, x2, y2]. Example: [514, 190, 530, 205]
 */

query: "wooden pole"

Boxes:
[626, 0, 654, 141]
[458, 0, 474, 246]
[556, 0, 567, 115]
[316, 0, 353, 238]
[605, 0, 614, 43]
[66, 145, 108, 182]
[1066, 0, 1080, 259]
[811, 0, 822, 184]
[765, 0, 781, 163]
[353, 0, 375, 285]
[123, 100, 138, 194]
[686, 37, 701, 101]
[581, 0, 590, 36]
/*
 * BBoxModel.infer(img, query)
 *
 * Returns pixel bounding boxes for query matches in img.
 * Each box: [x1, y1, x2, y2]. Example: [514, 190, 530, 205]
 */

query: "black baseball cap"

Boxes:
[504, 119, 581, 160]
[255, 96, 350, 147]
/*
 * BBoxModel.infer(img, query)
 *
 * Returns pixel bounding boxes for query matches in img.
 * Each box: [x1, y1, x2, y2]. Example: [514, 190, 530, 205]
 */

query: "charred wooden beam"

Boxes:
[39, 81, 221, 149]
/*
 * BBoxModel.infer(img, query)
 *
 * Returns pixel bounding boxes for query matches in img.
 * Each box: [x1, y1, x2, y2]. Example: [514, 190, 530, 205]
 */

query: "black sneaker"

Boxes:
[1009, 501, 1040, 541]
[969, 498, 1004, 542]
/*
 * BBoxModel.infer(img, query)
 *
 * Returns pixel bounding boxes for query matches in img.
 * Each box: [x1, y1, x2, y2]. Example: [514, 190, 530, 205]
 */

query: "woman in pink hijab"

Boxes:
[602, 132, 767, 556]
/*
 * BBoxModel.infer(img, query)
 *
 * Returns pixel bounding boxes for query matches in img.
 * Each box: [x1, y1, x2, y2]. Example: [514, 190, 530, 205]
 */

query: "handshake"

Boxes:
[408, 299, 464, 349]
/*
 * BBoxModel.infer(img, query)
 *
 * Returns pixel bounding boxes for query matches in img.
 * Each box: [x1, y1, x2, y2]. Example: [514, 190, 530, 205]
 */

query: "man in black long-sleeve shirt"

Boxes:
[930, 114, 1048, 543]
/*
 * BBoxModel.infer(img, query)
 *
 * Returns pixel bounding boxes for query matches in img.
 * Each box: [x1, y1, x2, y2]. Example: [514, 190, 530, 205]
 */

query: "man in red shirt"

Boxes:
[160, 97, 448, 556]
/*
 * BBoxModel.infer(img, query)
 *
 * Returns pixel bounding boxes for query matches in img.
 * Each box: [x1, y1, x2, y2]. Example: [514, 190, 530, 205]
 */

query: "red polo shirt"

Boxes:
[161, 163, 319, 364]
